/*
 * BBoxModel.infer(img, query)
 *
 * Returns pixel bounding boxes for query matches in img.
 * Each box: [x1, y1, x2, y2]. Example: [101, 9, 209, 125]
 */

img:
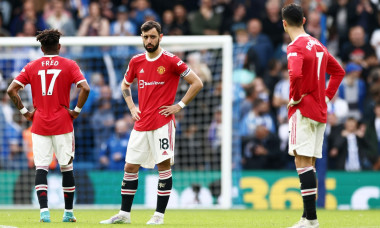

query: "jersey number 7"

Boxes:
[316, 52, 324, 80]
[37, 69, 62, 96]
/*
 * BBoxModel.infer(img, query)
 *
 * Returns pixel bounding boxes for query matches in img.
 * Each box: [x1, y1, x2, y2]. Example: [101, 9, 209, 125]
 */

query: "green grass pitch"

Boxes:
[0, 209, 379, 227]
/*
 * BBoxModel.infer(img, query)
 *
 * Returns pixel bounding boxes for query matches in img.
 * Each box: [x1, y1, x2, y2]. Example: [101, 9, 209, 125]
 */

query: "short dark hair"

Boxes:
[141, 21, 162, 34]
[36, 29, 62, 53]
[282, 3, 304, 27]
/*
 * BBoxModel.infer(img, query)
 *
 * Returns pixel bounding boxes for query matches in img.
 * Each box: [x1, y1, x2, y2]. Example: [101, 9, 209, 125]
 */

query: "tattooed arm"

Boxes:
[7, 81, 35, 121]
[121, 81, 140, 121]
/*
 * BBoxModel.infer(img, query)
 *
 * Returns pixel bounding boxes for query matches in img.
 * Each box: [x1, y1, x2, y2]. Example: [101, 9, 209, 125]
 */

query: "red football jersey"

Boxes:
[14, 55, 86, 135]
[124, 49, 190, 131]
[287, 34, 345, 123]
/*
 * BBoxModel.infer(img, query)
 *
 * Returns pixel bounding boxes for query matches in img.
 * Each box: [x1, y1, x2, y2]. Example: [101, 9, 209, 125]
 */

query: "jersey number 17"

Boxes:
[37, 69, 62, 96]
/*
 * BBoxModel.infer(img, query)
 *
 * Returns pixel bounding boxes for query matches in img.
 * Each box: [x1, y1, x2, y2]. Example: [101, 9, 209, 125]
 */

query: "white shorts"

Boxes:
[126, 120, 175, 169]
[32, 131, 75, 167]
[288, 110, 326, 158]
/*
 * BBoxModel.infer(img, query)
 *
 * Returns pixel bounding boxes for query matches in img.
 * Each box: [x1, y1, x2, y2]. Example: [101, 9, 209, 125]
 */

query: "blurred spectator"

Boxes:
[0, 12, 10, 37]
[329, 117, 372, 171]
[244, 0, 266, 20]
[370, 13, 380, 61]
[189, 0, 221, 35]
[263, 59, 282, 113]
[240, 98, 276, 137]
[240, 84, 256, 120]
[208, 107, 222, 152]
[129, 0, 159, 28]
[68, 0, 90, 27]
[77, 1, 109, 36]
[18, 20, 37, 37]
[363, 103, 380, 170]
[0, 88, 14, 124]
[262, 0, 283, 48]
[110, 5, 136, 36]
[99, 118, 131, 170]
[91, 85, 115, 159]
[10, 0, 47, 36]
[161, 9, 175, 35]
[272, 64, 289, 125]
[222, 3, 247, 40]
[172, 4, 190, 35]
[99, 0, 116, 22]
[341, 26, 376, 66]
[306, 11, 321, 40]
[45, 0, 76, 36]
[323, 0, 351, 55]
[0, 112, 28, 170]
[186, 52, 212, 83]
[252, 77, 270, 102]
[0, 0, 12, 27]
[273, 33, 291, 65]
[338, 62, 366, 120]
[245, 18, 273, 76]
[241, 125, 281, 169]
[350, 0, 377, 37]
[327, 92, 349, 124]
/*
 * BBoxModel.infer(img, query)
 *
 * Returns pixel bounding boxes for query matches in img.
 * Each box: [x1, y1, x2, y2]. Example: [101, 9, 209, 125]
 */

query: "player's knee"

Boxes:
[157, 159, 171, 171]
[124, 163, 139, 173]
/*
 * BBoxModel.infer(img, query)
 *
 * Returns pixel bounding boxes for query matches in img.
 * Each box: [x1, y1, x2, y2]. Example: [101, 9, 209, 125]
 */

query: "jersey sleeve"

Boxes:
[287, 44, 304, 101]
[14, 64, 30, 89]
[70, 61, 86, 87]
[172, 55, 190, 77]
[124, 58, 135, 85]
[325, 53, 345, 100]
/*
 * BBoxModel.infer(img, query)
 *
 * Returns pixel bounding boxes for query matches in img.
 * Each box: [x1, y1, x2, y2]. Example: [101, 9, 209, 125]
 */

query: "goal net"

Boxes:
[0, 35, 236, 209]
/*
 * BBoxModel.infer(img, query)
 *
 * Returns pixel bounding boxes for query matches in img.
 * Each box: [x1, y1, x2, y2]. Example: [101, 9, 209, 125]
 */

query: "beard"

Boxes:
[144, 41, 159, 53]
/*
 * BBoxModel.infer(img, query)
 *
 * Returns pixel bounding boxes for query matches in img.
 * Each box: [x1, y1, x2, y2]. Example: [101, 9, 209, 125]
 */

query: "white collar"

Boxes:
[145, 48, 164, 62]
[288, 34, 309, 46]
[43, 55, 59, 57]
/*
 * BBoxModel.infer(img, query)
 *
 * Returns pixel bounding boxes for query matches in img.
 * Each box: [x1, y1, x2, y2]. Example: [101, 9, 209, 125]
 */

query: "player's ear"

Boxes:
[302, 17, 306, 25]
[57, 44, 61, 51]
[159, 33, 163, 41]
[40, 46, 44, 53]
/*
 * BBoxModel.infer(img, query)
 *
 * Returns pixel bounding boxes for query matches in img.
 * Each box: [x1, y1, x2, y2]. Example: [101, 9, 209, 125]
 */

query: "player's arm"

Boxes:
[159, 70, 203, 117]
[66, 81, 91, 119]
[7, 81, 36, 121]
[287, 45, 305, 109]
[121, 80, 141, 121]
[325, 53, 345, 102]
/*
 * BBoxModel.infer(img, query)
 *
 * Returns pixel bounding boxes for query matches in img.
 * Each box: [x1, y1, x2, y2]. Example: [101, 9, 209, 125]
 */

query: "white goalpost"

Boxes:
[0, 35, 233, 209]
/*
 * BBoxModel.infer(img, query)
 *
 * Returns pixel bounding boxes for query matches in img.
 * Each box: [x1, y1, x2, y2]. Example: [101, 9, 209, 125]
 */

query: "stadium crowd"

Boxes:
[1, 0, 380, 172]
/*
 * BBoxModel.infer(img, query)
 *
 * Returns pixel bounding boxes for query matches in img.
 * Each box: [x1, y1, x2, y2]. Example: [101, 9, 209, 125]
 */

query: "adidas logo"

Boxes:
[140, 69, 144, 73]
[40, 192, 47, 197]
[162, 151, 168, 155]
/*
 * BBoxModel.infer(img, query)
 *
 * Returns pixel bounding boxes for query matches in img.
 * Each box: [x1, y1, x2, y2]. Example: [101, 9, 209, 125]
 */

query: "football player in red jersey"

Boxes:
[282, 4, 345, 228]
[100, 21, 203, 225]
[7, 29, 90, 223]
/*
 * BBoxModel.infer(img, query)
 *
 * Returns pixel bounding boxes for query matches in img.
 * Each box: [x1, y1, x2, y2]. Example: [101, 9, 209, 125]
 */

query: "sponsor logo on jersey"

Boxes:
[139, 80, 165, 88]
[177, 60, 183, 66]
[162, 151, 168, 155]
[287, 52, 297, 59]
[157, 66, 165, 75]
[140, 68, 144, 73]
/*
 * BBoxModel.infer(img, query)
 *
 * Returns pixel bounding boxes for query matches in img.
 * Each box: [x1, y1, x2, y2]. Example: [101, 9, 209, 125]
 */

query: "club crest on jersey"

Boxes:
[157, 66, 165, 75]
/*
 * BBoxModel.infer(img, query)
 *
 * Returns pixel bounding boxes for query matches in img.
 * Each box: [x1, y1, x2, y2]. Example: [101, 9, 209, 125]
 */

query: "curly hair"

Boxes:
[36, 29, 62, 53]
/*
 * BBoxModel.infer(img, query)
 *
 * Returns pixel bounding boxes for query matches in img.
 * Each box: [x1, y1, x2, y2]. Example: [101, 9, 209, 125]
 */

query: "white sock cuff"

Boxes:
[40, 208, 49, 212]
[154, 211, 164, 217]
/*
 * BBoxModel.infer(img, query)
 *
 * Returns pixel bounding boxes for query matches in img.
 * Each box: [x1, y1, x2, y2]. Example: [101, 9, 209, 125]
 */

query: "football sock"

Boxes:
[297, 166, 317, 220]
[61, 164, 75, 210]
[121, 172, 138, 212]
[156, 169, 172, 214]
[35, 167, 48, 209]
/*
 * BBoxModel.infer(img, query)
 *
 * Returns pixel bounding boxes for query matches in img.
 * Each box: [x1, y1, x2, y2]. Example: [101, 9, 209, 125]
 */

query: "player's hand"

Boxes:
[130, 106, 141, 121]
[24, 109, 36, 121]
[63, 106, 80, 120]
[287, 94, 306, 109]
[159, 104, 182, 117]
